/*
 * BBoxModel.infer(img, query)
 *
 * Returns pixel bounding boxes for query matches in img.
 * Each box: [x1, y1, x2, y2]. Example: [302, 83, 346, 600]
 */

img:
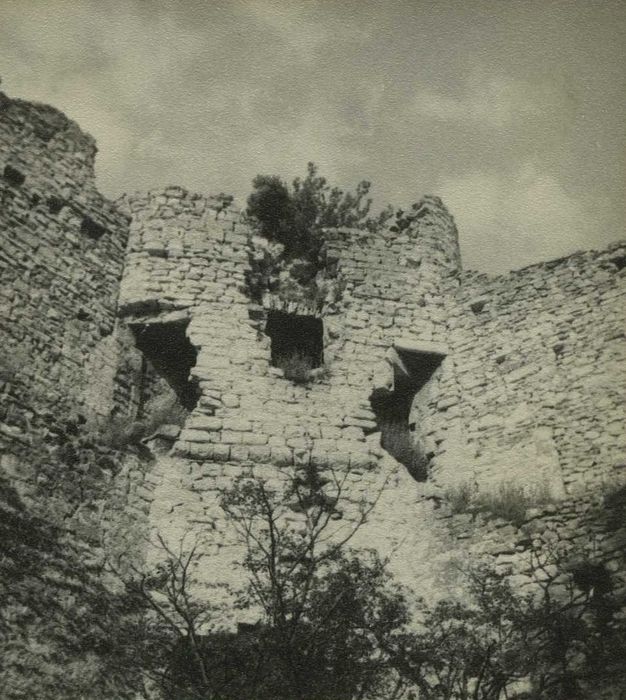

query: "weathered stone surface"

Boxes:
[1, 86, 624, 651]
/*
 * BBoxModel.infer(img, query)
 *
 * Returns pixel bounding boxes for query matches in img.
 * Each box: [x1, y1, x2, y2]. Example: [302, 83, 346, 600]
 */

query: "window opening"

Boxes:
[132, 319, 200, 412]
[370, 347, 443, 481]
[265, 310, 324, 383]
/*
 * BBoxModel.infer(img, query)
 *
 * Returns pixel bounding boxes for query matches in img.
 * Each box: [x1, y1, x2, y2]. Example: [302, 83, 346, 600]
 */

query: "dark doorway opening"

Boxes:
[370, 348, 443, 481]
[132, 319, 200, 411]
[265, 311, 324, 369]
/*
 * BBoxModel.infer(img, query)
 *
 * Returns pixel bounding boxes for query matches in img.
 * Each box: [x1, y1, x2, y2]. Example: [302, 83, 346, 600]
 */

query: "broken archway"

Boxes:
[131, 317, 200, 414]
[370, 341, 445, 481]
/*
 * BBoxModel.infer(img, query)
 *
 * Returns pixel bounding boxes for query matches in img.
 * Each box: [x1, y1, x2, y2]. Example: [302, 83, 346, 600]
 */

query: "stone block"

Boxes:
[179, 429, 213, 443]
[222, 418, 252, 432]
[230, 445, 250, 462]
[349, 452, 376, 471]
[240, 432, 269, 446]
[220, 431, 243, 444]
[187, 416, 223, 431]
[222, 393, 240, 408]
[270, 447, 293, 466]
[247, 445, 272, 462]
[209, 444, 232, 462]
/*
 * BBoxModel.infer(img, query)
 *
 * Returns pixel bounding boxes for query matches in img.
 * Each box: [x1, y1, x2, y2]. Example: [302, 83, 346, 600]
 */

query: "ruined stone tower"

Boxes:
[1, 88, 625, 627]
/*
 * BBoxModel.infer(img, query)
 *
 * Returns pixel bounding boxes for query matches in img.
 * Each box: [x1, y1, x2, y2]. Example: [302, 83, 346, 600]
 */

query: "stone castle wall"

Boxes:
[116, 182, 625, 616]
[0, 90, 625, 630]
[0, 91, 135, 422]
[0, 91, 151, 591]
[434, 243, 626, 495]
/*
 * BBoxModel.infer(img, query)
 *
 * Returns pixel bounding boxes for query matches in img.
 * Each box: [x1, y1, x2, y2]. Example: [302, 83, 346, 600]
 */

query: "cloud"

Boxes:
[412, 72, 558, 129]
[439, 163, 603, 273]
[0, 0, 623, 273]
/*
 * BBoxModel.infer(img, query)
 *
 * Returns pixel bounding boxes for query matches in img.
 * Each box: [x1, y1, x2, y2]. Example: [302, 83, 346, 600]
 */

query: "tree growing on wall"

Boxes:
[245, 163, 394, 307]
[246, 162, 393, 258]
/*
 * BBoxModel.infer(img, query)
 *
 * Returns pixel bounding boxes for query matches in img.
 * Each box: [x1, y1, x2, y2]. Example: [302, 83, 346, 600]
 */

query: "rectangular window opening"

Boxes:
[265, 310, 324, 384]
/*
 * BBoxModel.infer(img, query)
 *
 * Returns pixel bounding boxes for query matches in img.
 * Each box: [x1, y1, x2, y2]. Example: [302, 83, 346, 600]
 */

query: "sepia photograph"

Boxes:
[0, 1, 624, 698]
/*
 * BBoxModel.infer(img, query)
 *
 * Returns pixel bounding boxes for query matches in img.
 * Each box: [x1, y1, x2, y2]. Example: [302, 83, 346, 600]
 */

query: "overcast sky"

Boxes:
[1, 0, 624, 272]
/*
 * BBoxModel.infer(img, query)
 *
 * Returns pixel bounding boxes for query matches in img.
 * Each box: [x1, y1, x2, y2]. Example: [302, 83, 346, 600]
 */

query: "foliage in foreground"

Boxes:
[119, 466, 409, 700]
[0, 475, 152, 699]
[115, 469, 625, 700]
[392, 560, 626, 700]
[2, 422, 625, 699]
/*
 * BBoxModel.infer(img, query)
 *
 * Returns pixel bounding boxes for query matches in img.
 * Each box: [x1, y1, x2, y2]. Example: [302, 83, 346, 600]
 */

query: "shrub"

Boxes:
[95, 414, 147, 451]
[142, 392, 189, 433]
[395, 561, 626, 699]
[445, 481, 477, 514]
[95, 393, 189, 450]
[245, 164, 393, 307]
[478, 481, 554, 526]
[247, 163, 391, 259]
[477, 482, 534, 526]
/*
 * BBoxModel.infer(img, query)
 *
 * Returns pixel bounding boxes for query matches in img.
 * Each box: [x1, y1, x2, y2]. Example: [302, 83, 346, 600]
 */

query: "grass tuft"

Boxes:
[446, 480, 554, 528]
[276, 352, 315, 384]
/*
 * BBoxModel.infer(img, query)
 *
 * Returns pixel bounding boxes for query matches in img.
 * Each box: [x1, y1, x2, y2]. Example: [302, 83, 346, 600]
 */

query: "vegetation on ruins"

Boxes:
[377, 420, 428, 482]
[445, 481, 555, 528]
[2, 427, 626, 699]
[274, 350, 331, 385]
[1, 387, 624, 700]
[105, 481, 626, 700]
[246, 162, 393, 258]
[392, 554, 626, 700]
[275, 350, 315, 384]
[244, 162, 393, 306]
[98, 392, 189, 451]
